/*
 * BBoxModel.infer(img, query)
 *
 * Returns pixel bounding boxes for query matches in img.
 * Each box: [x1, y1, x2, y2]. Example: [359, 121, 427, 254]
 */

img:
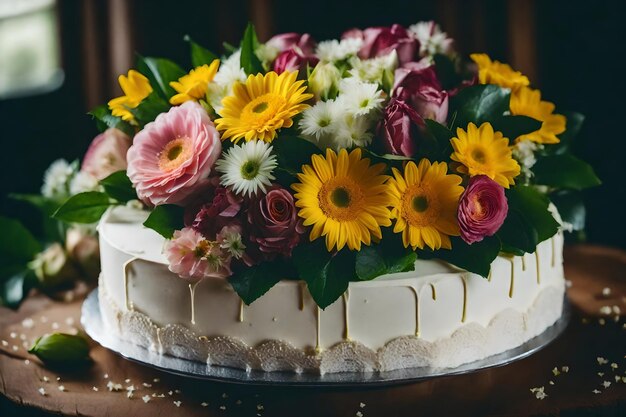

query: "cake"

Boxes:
[98, 206, 565, 373]
[53, 20, 599, 375]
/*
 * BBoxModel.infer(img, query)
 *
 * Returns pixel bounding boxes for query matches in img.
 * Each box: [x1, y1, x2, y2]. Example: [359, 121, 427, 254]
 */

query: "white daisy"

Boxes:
[207, 50, 247, 114]
[316, 37, 363, 62]
[333, 113, 375, 149]
[298, 99, 345, 145]
[41, 159, 77, 200]
[215, 140, 277, 197]
[348, 51, 398, 85]
[337, 78, 385, 117]
[408, 21, 454, 58]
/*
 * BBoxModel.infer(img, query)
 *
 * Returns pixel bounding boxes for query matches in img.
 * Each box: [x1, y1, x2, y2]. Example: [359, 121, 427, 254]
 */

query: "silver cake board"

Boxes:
[81, 290, 570, 387]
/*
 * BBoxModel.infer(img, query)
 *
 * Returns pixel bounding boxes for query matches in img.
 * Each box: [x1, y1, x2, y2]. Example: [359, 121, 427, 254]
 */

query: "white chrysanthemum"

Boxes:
[338, 78, 385, 117]
[348, 51, 398, 84]
[408, 21, 454, 58]
[219, 227, 246, 259]
[215, 140, 277, 197]
[207, 50, 247, 114]
[316, 37, 363, 62]
[298, 99, 345, 143]
[308, 62, 342, 100]
[41, 159, 77, 200]
[333, 113, 375, 149]
[512, 140, 541, 180]
[69, 171, 100, 195]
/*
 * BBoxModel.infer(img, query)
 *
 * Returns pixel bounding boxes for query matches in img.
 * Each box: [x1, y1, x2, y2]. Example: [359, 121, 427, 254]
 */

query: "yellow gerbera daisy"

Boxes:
[292, 148, 392, 252]
[510, 86, 566, 144]
[450, 122, 521, 188]
[169, 60, 220, 105]
[108, 70, 153, 122]
[215, 71, 313, 143]
[470, 53, 529, 92]
[388, 159, 463, 251]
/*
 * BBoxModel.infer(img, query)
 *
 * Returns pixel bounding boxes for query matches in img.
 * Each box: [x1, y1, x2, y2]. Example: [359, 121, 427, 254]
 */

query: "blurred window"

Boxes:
[0, 0, 63, 99]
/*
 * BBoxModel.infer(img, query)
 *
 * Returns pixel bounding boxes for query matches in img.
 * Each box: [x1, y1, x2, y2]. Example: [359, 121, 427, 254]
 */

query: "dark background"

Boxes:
[1, 0, 624, 248]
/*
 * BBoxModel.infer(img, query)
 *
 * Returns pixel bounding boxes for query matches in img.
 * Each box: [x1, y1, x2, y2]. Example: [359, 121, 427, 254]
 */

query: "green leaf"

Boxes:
[28, 333, 91, 365]
[100, 171, 137, 203]
[424, 119, 454, 158]
[9, 194, 59, 215]
[558, 111, 585, 143]
[0, 216, 41, 278]
[229, 260, 293, 305]
[272, 136, 323, 176]
[136, 55, 186, 100]
[223, 41, 237, 54]
[142, 205, 185, 238]
[433, 54, 462, 91]
[533, 154, 600, 190]
[550, 190, 586, 231]
[88, 105, 134, 136]
[240, 23, 264, 75]
[490, 115, 542, 141]
[355, 240, 416, 281]
[497, 207, 538, 253]
[130, 91, 170, 125]
[292, 240, 355, 309]
[1, 270, 37, 309]
[421, 236, 501, 278]
[452, 84, 510, 128]
[53, 192, 113, 224]
[184, 35, 219, 67]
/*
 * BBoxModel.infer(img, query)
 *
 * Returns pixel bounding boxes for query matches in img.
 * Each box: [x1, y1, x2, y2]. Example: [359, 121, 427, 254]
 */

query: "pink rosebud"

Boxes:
[126, 101, 222, 206]
[187, 186, 242, 239]
[458, 175, 508, 244]
[164, 227, 232, 282]
[81, 128, 131, 180]
[376, 97, 425, 157]
[393, 62, 449, 123]
[273, 49, 319, 75]
[65, 227, 100, 282]
[247, 185, 304, 258]
[266, 32, 316, 56]
[348, 24, 417, 65]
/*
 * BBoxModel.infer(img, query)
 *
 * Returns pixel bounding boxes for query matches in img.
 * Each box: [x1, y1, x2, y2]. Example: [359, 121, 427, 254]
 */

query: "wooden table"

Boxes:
[1, 245, 625, 417]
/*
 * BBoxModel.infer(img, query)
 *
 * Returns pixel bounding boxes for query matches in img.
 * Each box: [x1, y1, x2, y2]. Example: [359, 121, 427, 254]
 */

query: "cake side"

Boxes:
[97, 207, 565, 373]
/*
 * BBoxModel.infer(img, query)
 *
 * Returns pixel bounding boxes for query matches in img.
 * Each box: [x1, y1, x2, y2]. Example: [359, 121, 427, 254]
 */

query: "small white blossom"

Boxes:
[348, 51, 398, 85]
[337, 78, 384, 117]
[333, 112, 375, 149]
[69, 171, 100, 195]
[308, 62, 342, 100]
[255, 43, 281, 65]
[219, 228, 246, 259]
[512, 140, 539, 181]
[208, 50, 247, 114]
[41, 159, 76, 200]
[316, 37, 363, 62]
[299, 99, 346, 147]
[409, 21, 455, 58]
[215, 140, 277, 198]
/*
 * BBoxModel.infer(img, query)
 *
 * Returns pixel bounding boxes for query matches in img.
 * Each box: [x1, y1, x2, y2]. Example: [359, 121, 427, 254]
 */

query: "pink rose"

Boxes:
[164, 227, 232, 282]
[273, 49, 319, 75]
[187, 186, 242, 239]
[126, 101, 221, 206]
[345, 24, 417, 64]
[266, 33, 316, 56]
[458, 175, 508, 244]
[247, 186, 304, 258]
[393, 62, 449, 123]
[82, 128, 131, 180]
[376, 97, 425, 157]
[65, 227, 100, 281]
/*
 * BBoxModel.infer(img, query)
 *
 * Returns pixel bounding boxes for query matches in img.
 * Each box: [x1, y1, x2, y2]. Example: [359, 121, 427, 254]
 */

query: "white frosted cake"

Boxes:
[98, 207, 564, 374]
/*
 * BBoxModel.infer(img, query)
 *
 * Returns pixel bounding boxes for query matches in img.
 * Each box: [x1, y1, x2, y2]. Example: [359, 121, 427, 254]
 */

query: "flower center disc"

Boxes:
[240, 160, 260, 180]
[402, 185, 441, 227]
[319, 178, 364, 221]
[240, 93, 285, 128]
[471, 148, 486, 164]
[158, 137, 193, 172]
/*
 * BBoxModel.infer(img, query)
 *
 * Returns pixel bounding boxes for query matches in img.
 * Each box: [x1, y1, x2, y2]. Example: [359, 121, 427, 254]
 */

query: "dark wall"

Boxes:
[1, 0, 624, 248]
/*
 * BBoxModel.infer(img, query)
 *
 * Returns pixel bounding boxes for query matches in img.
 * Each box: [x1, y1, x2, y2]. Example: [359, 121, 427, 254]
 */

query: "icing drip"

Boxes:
[342, 290, 351, 341]
[122, 257, 138, 311]
[461, 274, 468, 323]
[429, 283, 437, 300]
[521, 254, 527, 271]
[506, 257, 515, 298]
[188, 282, 199, 325]
[551, 236, 556, 267]
[238, 299, 245, 322]
[535, 250, 541, 284]
[198, 335, 208, 342]
[407, 286, 419, 336]
[299, 281, 306, 311]
[315, 306, 322, 353]
[487, 269, 492, 282]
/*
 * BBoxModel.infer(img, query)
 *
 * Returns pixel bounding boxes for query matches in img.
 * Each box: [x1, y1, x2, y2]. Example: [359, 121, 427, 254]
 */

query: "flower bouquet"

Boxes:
[5, 21, 599, 311]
